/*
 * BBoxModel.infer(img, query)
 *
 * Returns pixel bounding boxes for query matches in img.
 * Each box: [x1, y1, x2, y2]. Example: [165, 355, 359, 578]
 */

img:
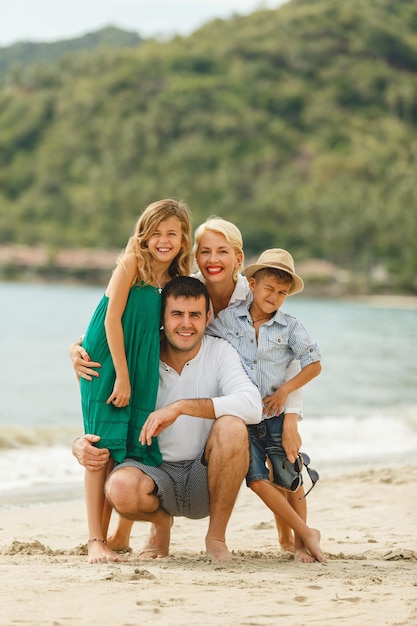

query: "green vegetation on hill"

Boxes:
[0, 0, 416, 292]
[0, 26, 141, 76]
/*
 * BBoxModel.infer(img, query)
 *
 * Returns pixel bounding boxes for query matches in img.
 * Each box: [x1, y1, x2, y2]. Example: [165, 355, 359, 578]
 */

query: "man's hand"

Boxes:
[68, 341, 101, 381]
[139, 403, 182, 446]
[139, 398, 214, 446]
[282, 413, 302, 463]
[72, 434, 110, 470]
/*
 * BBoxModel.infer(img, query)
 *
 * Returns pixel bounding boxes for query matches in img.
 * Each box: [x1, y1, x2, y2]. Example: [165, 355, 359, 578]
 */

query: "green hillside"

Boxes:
[0, 26, 141, 75]
[0, 0, 416, 292]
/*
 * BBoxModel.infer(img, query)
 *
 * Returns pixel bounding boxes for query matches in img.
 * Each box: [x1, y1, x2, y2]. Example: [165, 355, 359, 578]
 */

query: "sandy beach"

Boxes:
[1, 462, 416, 626]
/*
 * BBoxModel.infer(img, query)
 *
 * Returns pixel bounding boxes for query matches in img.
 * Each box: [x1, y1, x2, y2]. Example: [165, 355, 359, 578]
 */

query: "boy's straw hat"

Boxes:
[244, 248, 304, 295]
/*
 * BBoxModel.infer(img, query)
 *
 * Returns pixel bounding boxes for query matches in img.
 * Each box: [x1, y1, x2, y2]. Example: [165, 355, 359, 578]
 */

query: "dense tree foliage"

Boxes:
[1, 0, 416, 291]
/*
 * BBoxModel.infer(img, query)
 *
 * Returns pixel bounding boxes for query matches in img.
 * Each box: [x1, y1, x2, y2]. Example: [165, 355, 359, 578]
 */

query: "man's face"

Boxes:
[163, 295, 211, 355]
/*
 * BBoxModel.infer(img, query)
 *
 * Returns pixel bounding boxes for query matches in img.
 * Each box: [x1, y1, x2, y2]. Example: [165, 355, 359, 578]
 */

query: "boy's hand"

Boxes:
[282, 413, 302, 463]
[263, 386, 288, 418]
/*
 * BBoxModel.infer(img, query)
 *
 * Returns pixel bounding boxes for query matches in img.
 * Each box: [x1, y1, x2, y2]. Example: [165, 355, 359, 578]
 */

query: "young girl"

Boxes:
[80, 198, 192, 563]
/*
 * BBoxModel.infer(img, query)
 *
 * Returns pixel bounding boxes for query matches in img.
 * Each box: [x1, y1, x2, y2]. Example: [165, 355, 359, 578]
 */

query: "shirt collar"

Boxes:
[235, 303, 288, 326]
[192, 271, 251, 309]
[229, 274, 250, 307]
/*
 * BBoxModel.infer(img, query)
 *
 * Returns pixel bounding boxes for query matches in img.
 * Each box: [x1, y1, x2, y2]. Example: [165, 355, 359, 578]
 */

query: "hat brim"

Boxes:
[244, 263, 304, 295]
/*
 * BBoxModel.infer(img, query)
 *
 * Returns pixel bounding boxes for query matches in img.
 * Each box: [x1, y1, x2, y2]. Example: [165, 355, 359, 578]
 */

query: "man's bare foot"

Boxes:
[138, 516, 173, 559]
[87, 539, 125, 564]
[205, 537, 232, 562]
[301, 528, 325, 563]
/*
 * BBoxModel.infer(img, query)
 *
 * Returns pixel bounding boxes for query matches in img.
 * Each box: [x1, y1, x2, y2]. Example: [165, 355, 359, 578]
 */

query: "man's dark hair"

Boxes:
[161, 276, 210, 313]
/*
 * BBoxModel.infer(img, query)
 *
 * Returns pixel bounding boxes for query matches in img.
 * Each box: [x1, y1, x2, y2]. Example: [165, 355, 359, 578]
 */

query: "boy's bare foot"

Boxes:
[275, 516, 294, 552]
[87, 539, 125, 564]
[279, 537, 295, 553]
[294, 547, 316, 563]
[302, 528, 325, 563]
[205, 537, 232, 562]
[138, 516, 173, 559]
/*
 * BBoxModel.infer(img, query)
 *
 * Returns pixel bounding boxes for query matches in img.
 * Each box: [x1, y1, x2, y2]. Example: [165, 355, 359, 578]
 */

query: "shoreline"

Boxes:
[346, 293, 417, 308]
[1, 463, 416, 625]
[0, 483, 84, 508]
[1, 255, 417, 302]
[0, 454, 413, 509]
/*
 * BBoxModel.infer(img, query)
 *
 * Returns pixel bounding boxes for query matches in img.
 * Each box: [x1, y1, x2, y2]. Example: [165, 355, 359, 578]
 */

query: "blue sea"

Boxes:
[1, 281, 416, 504]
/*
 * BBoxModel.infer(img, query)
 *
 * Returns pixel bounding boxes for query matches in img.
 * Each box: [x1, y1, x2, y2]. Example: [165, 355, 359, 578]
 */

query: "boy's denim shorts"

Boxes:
[246, 414, 302, 491]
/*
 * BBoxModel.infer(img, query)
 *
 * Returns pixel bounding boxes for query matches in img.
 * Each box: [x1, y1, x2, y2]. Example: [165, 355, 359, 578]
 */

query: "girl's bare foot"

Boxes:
[87, 538, 125, 564]
[280, 537, 295, 553]
[106, 533, 131, 553]
[138, 516, 173, 559]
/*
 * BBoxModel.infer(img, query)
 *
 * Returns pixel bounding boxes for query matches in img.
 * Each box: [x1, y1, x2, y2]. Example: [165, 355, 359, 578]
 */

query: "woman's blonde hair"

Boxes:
[193, 216, 244, 281]
[122, 199, 192, 284]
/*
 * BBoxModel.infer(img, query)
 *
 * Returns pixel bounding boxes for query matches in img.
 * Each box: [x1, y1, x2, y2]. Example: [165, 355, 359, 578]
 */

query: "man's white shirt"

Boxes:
[156, 335, 262, 462]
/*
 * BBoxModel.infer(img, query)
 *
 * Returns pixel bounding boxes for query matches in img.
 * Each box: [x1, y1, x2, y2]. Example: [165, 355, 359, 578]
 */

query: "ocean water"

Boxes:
[1, 282, 416, 503]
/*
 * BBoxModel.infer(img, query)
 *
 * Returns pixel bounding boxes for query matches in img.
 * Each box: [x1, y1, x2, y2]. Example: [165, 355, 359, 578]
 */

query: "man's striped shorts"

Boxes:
[112, 452, 210, 519]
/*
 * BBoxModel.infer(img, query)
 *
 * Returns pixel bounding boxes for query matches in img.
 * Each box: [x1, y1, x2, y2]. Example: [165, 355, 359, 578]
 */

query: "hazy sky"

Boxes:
[0, 0, 287, 46]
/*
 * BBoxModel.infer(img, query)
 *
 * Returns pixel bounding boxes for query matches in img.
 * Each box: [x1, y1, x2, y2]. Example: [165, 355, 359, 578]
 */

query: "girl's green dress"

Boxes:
[80, 283, 162, 465]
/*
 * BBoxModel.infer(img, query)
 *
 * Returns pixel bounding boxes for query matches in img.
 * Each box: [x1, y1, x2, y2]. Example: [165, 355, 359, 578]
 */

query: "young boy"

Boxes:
[208, 248, 323, 562]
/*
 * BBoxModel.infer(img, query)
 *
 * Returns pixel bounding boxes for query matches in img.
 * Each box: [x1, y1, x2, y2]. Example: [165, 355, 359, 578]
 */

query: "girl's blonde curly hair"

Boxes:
[121, 198, 192, 284]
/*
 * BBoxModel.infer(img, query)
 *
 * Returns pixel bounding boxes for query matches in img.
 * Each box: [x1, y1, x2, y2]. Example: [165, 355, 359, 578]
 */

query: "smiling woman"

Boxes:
[193, 216, 245, 317]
